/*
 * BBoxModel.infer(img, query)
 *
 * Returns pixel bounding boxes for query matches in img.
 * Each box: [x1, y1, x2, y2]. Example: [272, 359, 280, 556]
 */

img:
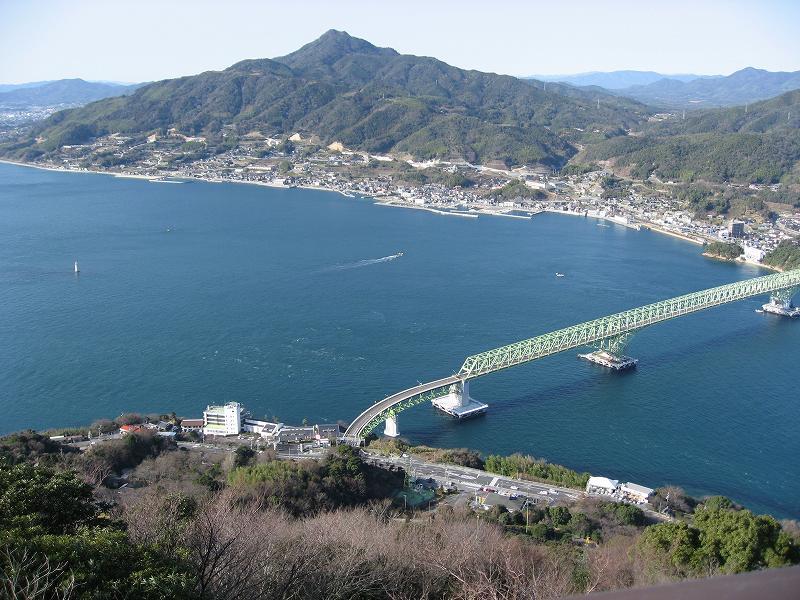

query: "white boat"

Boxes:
[556, 272, 565, 277]
[396, 251, 404, 257]
[73, 260, 80, 274]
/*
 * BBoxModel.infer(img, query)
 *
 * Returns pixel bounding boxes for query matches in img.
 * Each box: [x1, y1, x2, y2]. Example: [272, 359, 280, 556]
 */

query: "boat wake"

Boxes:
[323, 252, 404, 272]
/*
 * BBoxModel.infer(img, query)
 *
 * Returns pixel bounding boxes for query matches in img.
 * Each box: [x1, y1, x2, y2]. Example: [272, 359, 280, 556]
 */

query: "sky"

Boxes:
[1, 0, 799, 84]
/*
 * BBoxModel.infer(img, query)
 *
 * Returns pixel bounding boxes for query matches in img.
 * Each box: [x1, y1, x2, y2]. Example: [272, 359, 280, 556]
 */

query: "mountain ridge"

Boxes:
[612, 67, 800, 108]
[0, 78, 140, 106]
[530, 70, 709, 90]
[3, 30, 649, 169]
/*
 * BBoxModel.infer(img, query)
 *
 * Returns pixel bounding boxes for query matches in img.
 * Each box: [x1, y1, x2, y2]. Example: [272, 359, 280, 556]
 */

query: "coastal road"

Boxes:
[363, 451, 581, 505]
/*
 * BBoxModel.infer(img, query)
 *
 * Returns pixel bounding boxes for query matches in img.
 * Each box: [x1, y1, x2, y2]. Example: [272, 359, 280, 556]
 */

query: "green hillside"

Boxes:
[2, 30, 649, 169]
[582, 90, 800, 184]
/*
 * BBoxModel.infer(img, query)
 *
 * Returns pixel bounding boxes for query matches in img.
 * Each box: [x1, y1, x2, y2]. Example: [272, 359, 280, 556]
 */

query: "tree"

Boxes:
[638, 498, 800, 575]
[233, 446, 256, 468]
[0, 464, 196, 599]
[548, 506, 571, 527]
[0, 464, 97, 534]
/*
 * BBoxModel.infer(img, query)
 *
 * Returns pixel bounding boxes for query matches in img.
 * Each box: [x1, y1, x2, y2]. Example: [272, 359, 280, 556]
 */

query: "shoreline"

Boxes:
[701, 251, 781, 273]
[2, 159, 780, 273]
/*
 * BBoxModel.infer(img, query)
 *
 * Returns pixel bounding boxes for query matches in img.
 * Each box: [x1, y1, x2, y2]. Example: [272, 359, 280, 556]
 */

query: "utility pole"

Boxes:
[526, 504, 530, 533]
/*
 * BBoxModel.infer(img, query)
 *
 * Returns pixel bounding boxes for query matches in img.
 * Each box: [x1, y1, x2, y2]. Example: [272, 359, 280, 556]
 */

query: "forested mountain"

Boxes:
[581, 90, 800, 184]
[6, 30, 650, 168]
[614, 67, 800, 109]
[531, 70, 704, 90]
[0, 79, 140, 106]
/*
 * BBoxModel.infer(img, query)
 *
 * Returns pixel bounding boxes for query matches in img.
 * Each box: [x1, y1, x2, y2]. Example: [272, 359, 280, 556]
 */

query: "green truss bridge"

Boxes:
[343, 269, 800, 442]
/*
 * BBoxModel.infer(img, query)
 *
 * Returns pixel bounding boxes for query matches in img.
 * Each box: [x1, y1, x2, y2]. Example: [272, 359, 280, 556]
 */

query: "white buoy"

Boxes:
[74, 260, 80, 274]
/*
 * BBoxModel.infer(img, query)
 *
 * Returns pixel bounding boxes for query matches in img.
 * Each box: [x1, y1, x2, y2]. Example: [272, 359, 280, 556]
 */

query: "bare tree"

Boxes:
[0, 546, 75, 600]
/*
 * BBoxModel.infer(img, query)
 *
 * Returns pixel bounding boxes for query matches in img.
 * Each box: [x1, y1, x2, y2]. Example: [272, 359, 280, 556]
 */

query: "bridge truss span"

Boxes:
[458, 269, 800, 379]
[343, 269, 800, 441]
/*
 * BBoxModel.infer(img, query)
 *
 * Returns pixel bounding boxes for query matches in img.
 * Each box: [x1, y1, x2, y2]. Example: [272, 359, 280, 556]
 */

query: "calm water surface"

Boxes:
[1, 162, 797, 518]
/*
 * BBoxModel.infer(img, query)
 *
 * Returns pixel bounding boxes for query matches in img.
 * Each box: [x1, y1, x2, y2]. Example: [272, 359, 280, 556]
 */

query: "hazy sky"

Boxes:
[1, 0, 798, 83]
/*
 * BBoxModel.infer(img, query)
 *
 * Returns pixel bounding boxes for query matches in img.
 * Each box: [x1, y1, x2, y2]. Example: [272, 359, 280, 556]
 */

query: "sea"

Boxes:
[1, 161, 797, 519]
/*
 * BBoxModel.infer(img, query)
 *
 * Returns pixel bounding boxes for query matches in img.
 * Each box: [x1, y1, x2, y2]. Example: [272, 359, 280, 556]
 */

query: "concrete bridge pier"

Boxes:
[431, 379, 488, 418]
[383, 413, 400, 437]
[762, 286, 800, 316]
[578, 331, 638, 371]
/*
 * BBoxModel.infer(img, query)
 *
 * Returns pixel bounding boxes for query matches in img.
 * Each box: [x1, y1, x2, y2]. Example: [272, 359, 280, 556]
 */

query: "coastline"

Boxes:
[0, 158, 780, 273]
[701, 250, 781, 272]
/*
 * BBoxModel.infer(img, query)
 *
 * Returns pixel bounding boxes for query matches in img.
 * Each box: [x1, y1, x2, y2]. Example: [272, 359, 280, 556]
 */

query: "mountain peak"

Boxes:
[276, 29, 397, 70]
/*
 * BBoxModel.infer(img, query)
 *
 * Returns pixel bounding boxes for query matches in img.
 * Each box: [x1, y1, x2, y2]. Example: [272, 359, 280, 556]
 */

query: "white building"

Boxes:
[241, 418, 279, 438]
[620, 482, 654, 504]
[586, 476, 619, 495]
[203, 402, 243, 436]
[743, 245, 766, 263]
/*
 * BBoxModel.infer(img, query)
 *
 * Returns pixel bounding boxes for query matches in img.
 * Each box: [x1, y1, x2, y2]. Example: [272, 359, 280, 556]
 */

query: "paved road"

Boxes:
[344, 375, 461, 439]
[363, 451, 582, 505]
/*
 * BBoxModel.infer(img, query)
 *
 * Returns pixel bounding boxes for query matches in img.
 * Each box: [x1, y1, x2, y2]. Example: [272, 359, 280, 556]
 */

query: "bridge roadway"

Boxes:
[344, 374, 461, 443]
[343, 268, 800, 441]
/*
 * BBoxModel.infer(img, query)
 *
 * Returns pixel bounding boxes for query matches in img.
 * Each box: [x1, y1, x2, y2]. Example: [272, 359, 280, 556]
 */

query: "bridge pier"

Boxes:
[383, 413, 400, 437]
[762, 287, 800, 317]
[431, 380, 488, 418]
[579, 332, 638, 370]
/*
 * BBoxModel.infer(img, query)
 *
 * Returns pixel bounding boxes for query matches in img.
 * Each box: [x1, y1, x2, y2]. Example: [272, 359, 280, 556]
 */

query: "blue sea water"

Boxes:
[1, 162, 798, 518]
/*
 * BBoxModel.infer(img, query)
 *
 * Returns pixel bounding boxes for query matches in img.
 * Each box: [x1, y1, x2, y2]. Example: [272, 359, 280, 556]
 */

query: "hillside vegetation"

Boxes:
[762, 240, 800, 271]
[2, 30, 649, 169]
[582, 90, 800, 184]
[1, 432, 799, 599]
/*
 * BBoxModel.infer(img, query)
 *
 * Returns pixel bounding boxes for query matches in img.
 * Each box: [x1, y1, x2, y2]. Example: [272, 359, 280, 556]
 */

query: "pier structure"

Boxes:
[342, 269, 800, 443]
[431, 381, 488, 419]
[383, 413, 400, 437]
[578, 331, 638, 370]
[762, 285, 800, 317]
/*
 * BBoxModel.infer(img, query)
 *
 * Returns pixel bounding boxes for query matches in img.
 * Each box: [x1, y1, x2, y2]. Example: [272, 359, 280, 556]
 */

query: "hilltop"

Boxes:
[2, 30, 650, 169]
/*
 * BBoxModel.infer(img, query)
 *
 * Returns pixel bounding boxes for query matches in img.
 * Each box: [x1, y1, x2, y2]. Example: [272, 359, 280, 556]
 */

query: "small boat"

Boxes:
[396, 251, 404, 257]
[556, 272, 565, 277]
[74, 260, 80, 274]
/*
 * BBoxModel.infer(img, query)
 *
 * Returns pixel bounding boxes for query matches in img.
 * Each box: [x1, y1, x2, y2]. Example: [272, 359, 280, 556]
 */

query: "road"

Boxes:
[363, 451, 582, 505]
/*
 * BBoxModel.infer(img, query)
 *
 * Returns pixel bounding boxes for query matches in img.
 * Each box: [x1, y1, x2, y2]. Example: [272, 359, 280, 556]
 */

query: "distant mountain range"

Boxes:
[530, 71, 708, 90]
[613, 67, 800, 109]
[0, 79, 141, 107]
[4, 30, 648, 168]
[0, 80, 56, 93]
[531, 68, 800, 109]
